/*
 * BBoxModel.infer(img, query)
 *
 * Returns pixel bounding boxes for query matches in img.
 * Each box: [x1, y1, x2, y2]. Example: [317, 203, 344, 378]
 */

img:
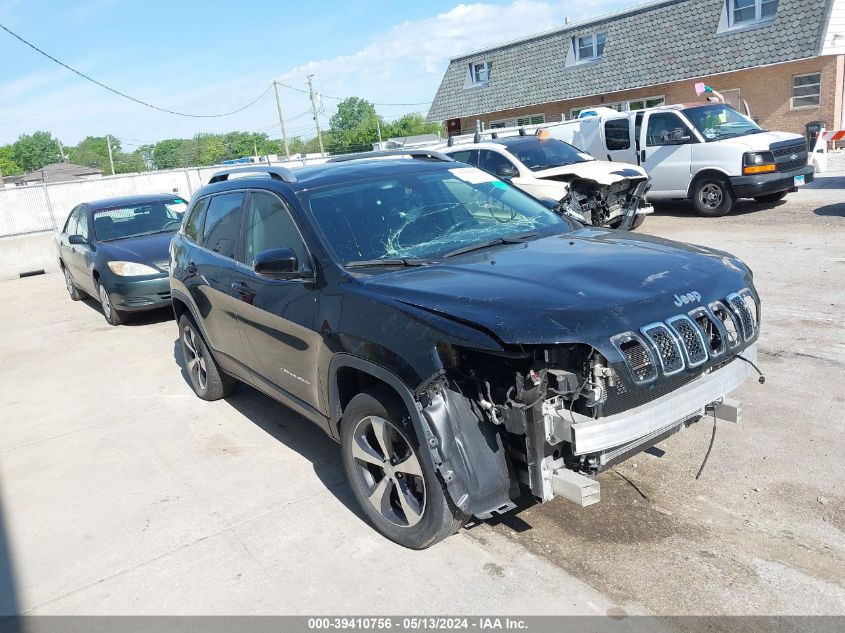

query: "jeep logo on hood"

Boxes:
[674, 291, 702, 307]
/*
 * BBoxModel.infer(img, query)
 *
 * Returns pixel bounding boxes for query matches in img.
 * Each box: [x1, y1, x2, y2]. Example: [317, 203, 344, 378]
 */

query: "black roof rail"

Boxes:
[326, 150, 455, 163]
[208, 166, 297, 184]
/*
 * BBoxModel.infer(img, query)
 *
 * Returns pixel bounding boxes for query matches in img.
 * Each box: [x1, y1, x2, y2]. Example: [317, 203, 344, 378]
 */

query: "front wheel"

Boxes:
[754, 191, 789, 204]
[62, 265, 82, 301]
[178, 314, 238, 400]
[692, 178, 736, 217]
[97, 280, 127, 325]
[341, 388, 467, 549]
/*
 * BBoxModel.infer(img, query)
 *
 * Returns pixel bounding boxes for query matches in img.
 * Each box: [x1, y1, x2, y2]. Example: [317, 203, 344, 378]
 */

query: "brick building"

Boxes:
[427, 0, 845, 140]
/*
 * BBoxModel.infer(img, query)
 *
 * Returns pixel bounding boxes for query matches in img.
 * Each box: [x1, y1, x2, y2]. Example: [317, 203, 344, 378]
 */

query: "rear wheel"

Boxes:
[178, 314, 238, 400]
[97, 280, 127, 325]
[62, 265, 82, 301]
[754, 191, 788, 204]
[340, 388, 467, 549]
[692, 178, 735, 217]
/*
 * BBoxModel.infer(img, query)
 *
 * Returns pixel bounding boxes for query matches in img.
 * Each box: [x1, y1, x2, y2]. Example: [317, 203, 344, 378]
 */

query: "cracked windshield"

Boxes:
[304, 166, 569, 263]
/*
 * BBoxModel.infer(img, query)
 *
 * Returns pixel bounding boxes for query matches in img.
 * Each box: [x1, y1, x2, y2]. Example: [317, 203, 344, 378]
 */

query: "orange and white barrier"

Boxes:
[811, 128, 845, 173]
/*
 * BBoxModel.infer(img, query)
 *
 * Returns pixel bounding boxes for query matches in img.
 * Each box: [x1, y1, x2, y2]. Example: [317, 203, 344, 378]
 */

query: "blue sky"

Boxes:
[0, 0, 642, 149]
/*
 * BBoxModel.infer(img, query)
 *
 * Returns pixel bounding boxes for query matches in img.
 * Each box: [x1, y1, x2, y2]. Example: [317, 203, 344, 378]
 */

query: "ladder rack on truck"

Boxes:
[447, 124, 547, 146]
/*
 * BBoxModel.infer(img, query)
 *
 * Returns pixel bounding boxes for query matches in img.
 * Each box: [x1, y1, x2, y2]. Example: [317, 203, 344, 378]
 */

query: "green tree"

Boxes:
[67, 135, 120, 173]
[196, 134, 227, 165]
[385, 113, 442, 139]
[0, 146, 22, 176]
[328, 97, 384, 154]
[11, 131, 62, 172]
[152, 139, 185, 170]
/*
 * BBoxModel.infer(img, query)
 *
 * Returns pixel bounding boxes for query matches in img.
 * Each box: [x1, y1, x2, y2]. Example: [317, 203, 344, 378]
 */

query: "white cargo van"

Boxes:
[544, 104, 814, 216]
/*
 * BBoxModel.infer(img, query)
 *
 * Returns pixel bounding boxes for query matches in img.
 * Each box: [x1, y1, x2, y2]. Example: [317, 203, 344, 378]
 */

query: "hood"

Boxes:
[712, 130, 804, 152]
[98, 232, 174, 269]
[534, 160, 648, 185]
[358, 229, 752, 347]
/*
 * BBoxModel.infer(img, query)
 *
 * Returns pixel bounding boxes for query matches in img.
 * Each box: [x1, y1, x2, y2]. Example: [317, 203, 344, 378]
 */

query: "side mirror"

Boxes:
[68, 234, 87, 246]
[254, 247, 301, 279]
[495, 164, 519, 180]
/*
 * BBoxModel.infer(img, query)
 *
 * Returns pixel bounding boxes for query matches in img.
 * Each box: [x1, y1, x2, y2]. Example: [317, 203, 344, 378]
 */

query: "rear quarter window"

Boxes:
[183, 197, 209, 242]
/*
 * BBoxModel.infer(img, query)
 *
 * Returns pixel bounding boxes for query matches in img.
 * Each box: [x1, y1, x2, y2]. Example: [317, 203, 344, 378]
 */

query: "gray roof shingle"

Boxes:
[427, 0, 833, 121]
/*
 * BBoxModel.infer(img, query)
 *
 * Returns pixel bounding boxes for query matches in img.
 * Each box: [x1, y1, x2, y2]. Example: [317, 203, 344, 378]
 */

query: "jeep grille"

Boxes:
[641, 324, 684, 375]
[727, 292, 758, 341]
[612, 334, 657, 384]
[667, 316, 708, 367]
[613, 291, 758, 383]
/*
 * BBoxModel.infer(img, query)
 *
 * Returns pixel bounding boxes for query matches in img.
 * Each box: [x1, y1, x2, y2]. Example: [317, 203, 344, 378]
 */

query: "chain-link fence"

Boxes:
[0, 157, 328, 238]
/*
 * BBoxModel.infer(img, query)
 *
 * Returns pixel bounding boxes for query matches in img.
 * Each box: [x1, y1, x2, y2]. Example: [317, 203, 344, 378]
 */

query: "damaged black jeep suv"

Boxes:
[170, 151, 761, 549]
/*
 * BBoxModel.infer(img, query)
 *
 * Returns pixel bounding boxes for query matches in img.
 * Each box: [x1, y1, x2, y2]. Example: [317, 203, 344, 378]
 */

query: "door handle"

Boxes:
[641, 149, 646, 163]
[186, 261, 198, 273]
[231, 281, 253, 295]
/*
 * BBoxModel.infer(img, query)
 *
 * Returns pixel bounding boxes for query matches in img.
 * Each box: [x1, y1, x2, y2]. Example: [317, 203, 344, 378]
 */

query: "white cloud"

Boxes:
[0, 0, 640, 145]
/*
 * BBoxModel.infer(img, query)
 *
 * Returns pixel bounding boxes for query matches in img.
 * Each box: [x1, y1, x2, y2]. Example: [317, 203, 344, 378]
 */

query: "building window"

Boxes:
[574, 31, 607, 62]
[571, 96, 664, 119]
[791, 72, 821, 109]
[471, 62, 491, 85]
[729, 0, 778, 26]
[489, 114, 545, 129]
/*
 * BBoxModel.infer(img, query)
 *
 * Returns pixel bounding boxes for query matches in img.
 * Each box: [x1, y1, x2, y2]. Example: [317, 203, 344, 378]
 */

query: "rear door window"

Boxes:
[201, 192, 245, 259]
[477, 149, 516, 175]
[604, 119, 632, 150]
[449, 149, 477, 165]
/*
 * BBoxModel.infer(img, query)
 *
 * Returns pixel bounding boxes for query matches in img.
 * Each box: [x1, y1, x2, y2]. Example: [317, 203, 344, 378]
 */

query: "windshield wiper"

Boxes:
[443, 231, 537, 258]
[346, 258, 432, 268]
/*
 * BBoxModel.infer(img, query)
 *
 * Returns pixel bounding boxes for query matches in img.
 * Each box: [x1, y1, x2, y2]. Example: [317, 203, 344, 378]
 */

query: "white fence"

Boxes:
[0, 158, 326, 238]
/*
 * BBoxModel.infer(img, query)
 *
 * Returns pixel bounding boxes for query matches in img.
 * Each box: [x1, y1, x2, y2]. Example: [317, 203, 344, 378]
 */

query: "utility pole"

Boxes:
[306, 74, 325, 156]
[106, 134, 115, 175]
[376, 118, 383, 149]
[273, 81, 291, 159]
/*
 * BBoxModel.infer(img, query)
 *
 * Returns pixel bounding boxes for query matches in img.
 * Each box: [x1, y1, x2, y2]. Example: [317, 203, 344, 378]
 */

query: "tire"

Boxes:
[340, 387, 467, 549]
[178, 314, 238, 400]
[62, 265, 82, 301]
[754, 191, 788, 204]
[692, 178, 736, 217]
[607, 214, 646, 231]
[97, 279, 128, 326]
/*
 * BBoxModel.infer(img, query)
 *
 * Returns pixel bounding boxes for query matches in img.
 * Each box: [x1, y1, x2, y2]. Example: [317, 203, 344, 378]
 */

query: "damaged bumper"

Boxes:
[544, 345, 757, 465]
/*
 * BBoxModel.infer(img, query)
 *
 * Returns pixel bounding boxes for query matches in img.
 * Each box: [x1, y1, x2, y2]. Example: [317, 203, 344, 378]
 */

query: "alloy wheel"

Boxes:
[63, 268, 74, 296]
[98, 283, 112, 318]
[182, 324, 208, 391]
[699, 183, 724, 210]
[351, 415, 426, 527]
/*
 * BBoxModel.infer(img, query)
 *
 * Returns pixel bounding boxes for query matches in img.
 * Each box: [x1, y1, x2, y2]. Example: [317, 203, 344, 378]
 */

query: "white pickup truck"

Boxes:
[544, 104, 815, 216]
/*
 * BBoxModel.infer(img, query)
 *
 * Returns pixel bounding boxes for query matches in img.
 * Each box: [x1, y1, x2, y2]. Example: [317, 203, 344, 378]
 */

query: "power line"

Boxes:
[272, 79, 431, 107]
[0, 22, 273, 118]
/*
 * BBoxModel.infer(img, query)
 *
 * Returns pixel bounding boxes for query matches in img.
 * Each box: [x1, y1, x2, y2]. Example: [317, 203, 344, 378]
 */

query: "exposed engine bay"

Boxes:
[555, 176, 653, 228]
[422, 291, 759, 517]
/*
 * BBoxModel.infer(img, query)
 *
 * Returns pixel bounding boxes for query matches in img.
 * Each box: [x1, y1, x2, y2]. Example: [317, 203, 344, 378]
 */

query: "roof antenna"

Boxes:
[565, 16, 571, 25]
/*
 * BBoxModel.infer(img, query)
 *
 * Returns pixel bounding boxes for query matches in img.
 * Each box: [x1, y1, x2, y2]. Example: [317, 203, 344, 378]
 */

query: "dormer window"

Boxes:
[471, 62, 491, 85]
[729, 0, 778, 26]
[575, 32, 607, 62]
